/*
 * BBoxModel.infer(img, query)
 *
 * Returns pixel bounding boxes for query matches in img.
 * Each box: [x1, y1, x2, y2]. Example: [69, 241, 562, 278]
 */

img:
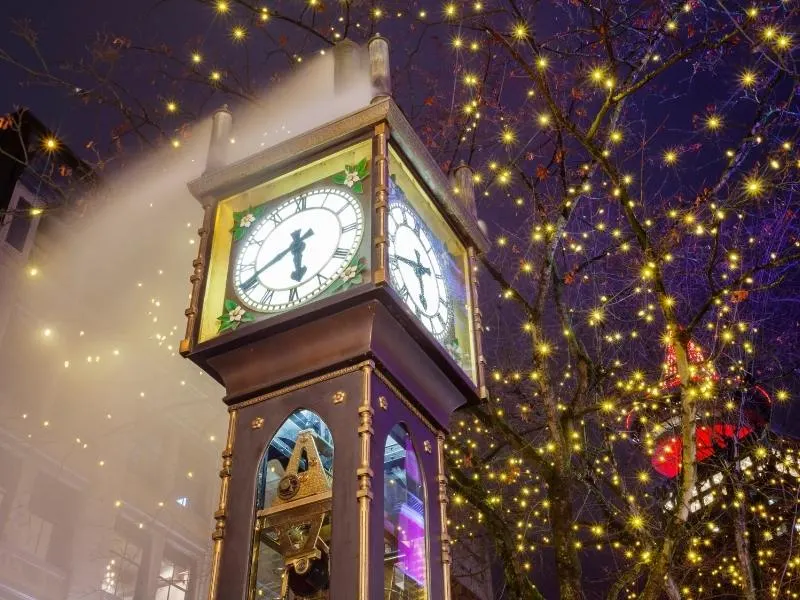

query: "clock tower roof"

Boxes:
[188, 96, 490, 255]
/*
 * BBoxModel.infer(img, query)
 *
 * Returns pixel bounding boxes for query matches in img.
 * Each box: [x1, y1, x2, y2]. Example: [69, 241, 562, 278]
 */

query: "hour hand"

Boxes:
[289, 228, 314, 282]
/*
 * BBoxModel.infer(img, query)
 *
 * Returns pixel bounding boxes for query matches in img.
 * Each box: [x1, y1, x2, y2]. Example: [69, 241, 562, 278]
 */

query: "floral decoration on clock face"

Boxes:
[231, 186, 365, 313]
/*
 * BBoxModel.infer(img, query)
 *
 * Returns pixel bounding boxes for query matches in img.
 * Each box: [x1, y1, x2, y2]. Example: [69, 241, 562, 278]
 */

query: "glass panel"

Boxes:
[2, 508, 53, 561]
[156, 556, 190, 600]
[384, 425, 428, 600]
[387, 149, 476, 382]
[101, 532, 141, 599]
[251, 409, 333, 600]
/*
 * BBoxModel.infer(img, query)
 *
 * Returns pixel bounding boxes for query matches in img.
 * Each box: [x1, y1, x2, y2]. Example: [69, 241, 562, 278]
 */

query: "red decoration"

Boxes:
[651, 423, 753, 478]
[661, 339, 719, 390]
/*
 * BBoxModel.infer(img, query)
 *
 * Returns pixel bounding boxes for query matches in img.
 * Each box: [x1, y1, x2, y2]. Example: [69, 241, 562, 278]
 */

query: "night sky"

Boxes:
[1, 1, 200, 151]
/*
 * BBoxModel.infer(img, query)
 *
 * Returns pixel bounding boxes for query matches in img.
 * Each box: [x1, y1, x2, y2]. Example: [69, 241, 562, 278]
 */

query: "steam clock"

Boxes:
[180, 38, 488, 600]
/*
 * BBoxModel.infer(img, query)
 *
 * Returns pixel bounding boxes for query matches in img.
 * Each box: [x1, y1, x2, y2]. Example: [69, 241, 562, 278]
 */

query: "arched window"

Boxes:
[250, 409, 334, 600]
[383, 424, 428, 599]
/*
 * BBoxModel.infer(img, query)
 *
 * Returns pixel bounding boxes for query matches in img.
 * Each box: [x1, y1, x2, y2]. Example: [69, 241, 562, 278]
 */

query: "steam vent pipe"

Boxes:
[205, 105, 233, 174]
[368, 35, 392, 101]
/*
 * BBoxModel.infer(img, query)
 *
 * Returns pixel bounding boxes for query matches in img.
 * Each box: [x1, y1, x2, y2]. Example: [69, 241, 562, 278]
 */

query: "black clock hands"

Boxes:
[240, 228, 314, 291]
[395, 249, 431, 310]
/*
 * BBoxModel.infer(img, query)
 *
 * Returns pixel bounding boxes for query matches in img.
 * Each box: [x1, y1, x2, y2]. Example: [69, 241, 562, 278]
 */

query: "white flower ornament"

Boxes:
[341, 265, 358, 282]
[344, 171, 361, 188]
[229, 306, 246, 322]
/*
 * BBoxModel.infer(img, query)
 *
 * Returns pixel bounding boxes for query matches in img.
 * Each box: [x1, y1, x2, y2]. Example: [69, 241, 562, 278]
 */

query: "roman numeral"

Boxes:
[294, 196, 307, 211]
[333, 248, 349, 259]
[342, 222, 358, 233]
[271, 212, 284, 225]
[316, 274, 330, 286]
[289, 288, 299, 303]
[260, 289, 275, 305]
[436, 313, 447, 326]
[397, 286, 410, 300]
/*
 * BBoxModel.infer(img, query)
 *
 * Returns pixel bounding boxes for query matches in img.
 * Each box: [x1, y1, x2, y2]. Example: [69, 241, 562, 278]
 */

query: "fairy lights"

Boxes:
[2, 0, 797, 597]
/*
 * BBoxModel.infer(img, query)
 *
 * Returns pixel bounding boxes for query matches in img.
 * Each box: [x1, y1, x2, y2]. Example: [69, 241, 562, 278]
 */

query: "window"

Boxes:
[384, 424, 428, 600]
[5, 197, 33, 251]
[251, 409, 334, 600]
[156, 557, 190, 600]
[101, 530, 143, 599]
[3, 510, 53, 560]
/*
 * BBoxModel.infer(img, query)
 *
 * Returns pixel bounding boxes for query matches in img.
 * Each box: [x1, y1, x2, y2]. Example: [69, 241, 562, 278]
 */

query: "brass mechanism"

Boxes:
[256, 430, 333, 599]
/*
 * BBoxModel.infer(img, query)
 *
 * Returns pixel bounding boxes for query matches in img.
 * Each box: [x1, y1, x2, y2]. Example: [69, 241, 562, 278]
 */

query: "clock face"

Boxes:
[233, 187, 364, 312]
[387, 201, 452, 340]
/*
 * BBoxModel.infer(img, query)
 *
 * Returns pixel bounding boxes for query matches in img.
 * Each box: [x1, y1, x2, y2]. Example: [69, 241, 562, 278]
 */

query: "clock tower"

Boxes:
[180, 37, 488, 600]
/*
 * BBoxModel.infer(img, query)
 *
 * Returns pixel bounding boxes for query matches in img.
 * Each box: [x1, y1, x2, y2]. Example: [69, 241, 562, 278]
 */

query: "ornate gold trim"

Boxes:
[357, 364, 375, 600]
[373, 368, 439, 434]
[208, 409, 237, 600]
[372, 122, 390, 285]
[181, 198, 216, 355]
[227, 361, 374, 411]
[436, 432, 453, 600]
[246, 518, 262, 600]
[467, 246, 488, 399]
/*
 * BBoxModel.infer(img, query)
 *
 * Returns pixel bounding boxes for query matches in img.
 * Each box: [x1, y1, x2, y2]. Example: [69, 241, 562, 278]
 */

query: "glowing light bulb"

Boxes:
[512, 22, 529, 40]
[705, 115, 722, 131]
[42, 137, 59, 152]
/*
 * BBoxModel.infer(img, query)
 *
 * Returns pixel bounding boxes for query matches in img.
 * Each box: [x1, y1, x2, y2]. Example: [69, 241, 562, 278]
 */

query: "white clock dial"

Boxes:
[387, 202, 451, 340]
[233, 187, 364, 312]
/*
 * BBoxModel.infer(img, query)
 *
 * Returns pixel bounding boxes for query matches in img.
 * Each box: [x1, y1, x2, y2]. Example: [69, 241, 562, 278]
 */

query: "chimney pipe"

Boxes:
[451, 162, 477, 218]
[368, 35, 392, 102]
[204, 105, 233, 174]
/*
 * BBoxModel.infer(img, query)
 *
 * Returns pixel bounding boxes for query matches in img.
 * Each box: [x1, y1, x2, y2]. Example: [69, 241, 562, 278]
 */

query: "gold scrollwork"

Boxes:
[208, 410, 237, 600]
[251, 416, 265, 430]
[181, 199, 216, 355]
[357, 364, 374, 599]
[436, 432, 453, 600]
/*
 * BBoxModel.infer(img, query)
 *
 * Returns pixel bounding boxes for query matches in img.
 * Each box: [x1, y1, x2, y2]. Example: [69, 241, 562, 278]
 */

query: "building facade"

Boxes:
[0, 109, 220, 600]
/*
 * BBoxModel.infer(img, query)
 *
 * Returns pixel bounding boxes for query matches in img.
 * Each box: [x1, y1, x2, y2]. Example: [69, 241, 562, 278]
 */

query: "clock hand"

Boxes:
[240, 228, 315, 290]
[394, 251, 431, 310]
[413, 249, 428, 310]
[289, 228, 314, 282]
